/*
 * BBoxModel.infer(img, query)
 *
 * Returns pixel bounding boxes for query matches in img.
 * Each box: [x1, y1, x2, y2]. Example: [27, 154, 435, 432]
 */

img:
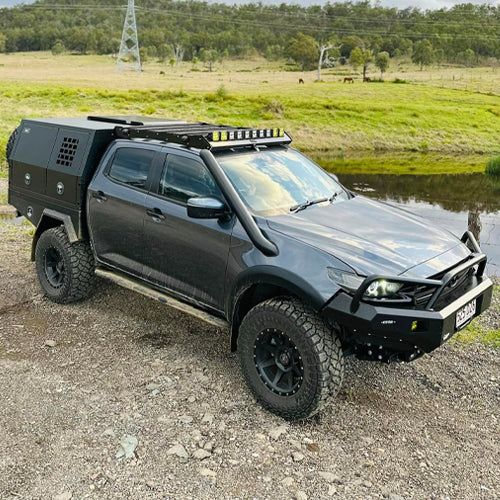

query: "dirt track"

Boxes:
[0, 221, 499, 500]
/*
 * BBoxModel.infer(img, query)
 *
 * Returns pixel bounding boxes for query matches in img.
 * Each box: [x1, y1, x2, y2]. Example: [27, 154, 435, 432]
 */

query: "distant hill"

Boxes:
[1, 0, 500, 67]
[0, 0, 329, 5]
[0, 0, 491, 9]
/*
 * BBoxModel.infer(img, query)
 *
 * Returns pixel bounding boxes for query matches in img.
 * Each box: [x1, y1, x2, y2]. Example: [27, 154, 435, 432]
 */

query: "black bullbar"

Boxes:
[323, 231, 494, 356]
[350, 231, 486, 313]
[324, 276, 492, 355]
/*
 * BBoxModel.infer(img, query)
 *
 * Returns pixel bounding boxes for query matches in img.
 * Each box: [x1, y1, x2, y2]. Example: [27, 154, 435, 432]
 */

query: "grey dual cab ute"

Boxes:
[7, 116, 493, 420]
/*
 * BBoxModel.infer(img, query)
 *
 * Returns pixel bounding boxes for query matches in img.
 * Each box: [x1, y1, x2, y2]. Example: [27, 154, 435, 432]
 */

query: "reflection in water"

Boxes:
[331, 172, 500, 276]
[468, 210, 482, 244]
[335, 173, 500, 214]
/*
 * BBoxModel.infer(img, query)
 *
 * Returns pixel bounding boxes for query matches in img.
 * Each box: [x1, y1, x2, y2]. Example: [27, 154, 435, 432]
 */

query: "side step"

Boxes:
[95, 268, 230, 329]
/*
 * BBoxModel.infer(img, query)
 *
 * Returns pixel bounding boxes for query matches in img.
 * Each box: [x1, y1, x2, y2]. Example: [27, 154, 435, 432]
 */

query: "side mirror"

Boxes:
[187, 197, 228, 219]
[329, 173, 339, 182]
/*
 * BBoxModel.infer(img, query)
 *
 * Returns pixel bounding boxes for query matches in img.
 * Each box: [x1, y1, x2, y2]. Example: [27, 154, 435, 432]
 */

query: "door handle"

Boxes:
[147, 208, 165, 221]
[92, 190, 108, 202]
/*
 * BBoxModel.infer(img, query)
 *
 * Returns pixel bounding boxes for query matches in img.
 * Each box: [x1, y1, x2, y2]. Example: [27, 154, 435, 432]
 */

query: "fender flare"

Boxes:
[31, 209, 79, 260]
[227, 266, 331, 350]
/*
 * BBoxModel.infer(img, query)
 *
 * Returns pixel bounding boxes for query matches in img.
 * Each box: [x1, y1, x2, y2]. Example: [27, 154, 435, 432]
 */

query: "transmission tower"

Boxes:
[116, 0, 141, 73]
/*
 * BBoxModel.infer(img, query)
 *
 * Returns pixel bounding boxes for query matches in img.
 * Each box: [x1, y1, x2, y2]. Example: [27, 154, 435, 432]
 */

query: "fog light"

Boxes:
[411, 321, 418, 332]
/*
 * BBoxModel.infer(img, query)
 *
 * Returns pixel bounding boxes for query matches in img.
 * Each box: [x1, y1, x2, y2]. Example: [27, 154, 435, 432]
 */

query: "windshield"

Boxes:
[215, 147, 348, 216]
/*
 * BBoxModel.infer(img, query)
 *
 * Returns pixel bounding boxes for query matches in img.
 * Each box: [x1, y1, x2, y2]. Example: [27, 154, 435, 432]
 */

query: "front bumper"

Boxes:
[323, 275, 493, 357]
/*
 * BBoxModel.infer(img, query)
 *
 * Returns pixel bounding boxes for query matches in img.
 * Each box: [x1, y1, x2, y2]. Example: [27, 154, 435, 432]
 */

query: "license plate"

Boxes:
[455, 299, 476, 330]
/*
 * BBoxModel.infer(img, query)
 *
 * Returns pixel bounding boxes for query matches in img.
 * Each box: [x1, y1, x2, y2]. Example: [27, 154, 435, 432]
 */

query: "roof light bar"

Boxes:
[209, 127, 287, 143]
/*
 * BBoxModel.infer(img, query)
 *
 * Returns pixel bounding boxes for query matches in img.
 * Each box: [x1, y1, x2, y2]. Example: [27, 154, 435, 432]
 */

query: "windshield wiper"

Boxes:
[290, 192, 342, 214]
[290, 197, 329, 213]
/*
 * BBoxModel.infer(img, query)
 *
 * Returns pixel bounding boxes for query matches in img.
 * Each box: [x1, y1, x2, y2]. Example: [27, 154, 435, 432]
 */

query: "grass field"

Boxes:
[1, 52, 500, 176]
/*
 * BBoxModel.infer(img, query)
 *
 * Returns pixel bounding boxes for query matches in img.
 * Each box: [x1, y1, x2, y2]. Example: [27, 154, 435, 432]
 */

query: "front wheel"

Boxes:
[238, 297, 344, 420]
[35, 226, 95, 303]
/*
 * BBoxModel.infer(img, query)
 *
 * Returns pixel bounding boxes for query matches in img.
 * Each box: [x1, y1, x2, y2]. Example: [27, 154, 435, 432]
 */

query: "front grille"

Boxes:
[400, 259, 476, 310]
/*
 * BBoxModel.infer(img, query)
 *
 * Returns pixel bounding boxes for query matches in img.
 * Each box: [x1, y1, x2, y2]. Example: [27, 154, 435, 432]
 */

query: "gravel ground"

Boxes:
[0, 221, 499, 500]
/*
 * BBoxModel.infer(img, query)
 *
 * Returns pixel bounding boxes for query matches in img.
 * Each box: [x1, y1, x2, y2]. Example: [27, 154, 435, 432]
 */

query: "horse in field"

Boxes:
[363, 77, 372, 82]
[298, 78, 304, 84]
[343, 77, 354, 83]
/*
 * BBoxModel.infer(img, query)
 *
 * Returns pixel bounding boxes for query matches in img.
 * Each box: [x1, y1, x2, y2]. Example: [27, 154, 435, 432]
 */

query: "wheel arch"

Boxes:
[228, 268, 328, 351]
[31, 209, 79, 261]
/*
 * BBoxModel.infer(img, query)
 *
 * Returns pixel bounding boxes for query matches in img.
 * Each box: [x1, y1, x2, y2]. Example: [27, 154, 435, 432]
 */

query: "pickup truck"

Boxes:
[6, 115, 493, 420]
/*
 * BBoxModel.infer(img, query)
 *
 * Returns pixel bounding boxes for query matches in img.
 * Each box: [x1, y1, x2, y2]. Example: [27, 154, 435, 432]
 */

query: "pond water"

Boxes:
[335, 172, 500, 277]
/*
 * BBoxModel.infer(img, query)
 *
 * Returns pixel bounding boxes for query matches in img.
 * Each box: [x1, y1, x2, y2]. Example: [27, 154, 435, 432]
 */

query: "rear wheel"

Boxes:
[35, 226, 95, 303]
[238, 297, 344, 420]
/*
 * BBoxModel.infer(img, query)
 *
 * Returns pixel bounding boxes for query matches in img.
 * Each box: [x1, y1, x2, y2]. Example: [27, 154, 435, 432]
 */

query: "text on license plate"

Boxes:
[455, 299, 476, 329]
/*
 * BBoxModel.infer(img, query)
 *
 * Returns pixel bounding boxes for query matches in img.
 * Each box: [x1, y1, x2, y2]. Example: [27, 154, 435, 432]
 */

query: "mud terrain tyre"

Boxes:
[35, 226, 95, 304]
[238, 297, 344, 420]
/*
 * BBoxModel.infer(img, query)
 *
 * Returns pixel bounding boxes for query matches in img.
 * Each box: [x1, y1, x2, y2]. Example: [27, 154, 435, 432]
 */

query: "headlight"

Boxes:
[327, 268, 364, 293]
[328, 268, 403, 298]
[364, 279, 403, 298]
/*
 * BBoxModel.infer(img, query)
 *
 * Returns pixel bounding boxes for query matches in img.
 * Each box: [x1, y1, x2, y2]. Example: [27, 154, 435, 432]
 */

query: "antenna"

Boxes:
[116, 0, 141, 73]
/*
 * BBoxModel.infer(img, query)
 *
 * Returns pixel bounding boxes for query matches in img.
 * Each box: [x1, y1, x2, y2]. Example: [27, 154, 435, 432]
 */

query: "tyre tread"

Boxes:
[239, 297, 344, 420]
[35, 226, 95, 303]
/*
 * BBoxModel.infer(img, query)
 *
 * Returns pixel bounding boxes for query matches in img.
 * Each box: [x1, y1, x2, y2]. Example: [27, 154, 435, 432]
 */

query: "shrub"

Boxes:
[216, 84, 228, 100]
[393, 78, 407, 84]
[262, 99, 284, 117]
[51, 40, 65, 56]
[485, 155, 500, 176]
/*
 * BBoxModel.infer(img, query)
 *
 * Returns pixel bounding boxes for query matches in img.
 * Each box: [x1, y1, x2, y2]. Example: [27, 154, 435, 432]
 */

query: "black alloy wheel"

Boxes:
[254, 328, 304, 396]
[44, 247, 65, 288]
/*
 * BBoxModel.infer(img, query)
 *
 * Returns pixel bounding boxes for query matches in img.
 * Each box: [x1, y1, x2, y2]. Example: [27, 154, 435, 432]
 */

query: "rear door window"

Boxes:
[108, 147, 155, 190]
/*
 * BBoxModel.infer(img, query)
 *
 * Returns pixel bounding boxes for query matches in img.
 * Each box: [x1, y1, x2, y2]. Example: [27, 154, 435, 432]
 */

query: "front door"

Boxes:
[143, 151, 234, 312]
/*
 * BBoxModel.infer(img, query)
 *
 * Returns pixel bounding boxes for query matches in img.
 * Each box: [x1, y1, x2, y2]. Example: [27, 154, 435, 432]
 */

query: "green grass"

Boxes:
[454, 286, 500, 348]
[2, 78, 500, 176]
[455, 323, 500, 348]
[485, 155, 500, 177]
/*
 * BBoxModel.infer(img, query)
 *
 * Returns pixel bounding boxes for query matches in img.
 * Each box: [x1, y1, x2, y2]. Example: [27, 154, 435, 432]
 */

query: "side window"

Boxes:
[159, 154, 222, 204]
[108, 147, 155, 190]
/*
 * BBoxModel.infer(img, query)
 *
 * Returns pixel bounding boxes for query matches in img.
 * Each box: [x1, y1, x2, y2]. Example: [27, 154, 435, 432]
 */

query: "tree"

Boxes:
[340, 35, 363, 57]
[147, 46, 158, 59]
[0, 32, 6, 53]
[157, 44, 171, 62]
[51, 40, 65, 56]
[317, 41, 340, 81]
[139, 47, 148, 64]
[287, 33, 318, 71]
[412, 39, 434, 71]
[199, 48, 218, 72]
[171, 42, 184, 66]
[350, 46, 373, 79]
[375, 51, 390, 80]
[463, 48, 475, 67]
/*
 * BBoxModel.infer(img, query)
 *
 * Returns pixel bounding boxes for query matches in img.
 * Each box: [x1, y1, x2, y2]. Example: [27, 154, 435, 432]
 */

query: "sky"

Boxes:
[1, 0, 500, 10]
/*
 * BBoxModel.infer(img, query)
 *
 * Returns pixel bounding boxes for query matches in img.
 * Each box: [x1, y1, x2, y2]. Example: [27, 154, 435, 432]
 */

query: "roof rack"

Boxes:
[113, 121, 292, 150]
[88, 115, 187, 127]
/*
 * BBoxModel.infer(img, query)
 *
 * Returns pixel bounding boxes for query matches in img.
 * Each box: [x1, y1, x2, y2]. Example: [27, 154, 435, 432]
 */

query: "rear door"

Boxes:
[88, 143, 160, 277]
[143, 149, 234, 312]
